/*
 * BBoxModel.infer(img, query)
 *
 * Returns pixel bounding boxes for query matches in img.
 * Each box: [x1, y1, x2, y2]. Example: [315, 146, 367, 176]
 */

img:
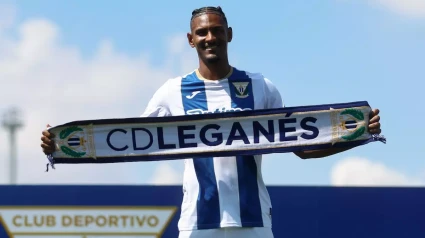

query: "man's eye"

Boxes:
[214, 28, 224, 33]
[196, 30, 207, 36]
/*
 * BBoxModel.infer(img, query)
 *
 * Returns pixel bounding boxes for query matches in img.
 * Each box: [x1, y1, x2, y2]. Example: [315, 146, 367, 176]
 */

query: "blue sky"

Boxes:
[0, 0, 424, 186]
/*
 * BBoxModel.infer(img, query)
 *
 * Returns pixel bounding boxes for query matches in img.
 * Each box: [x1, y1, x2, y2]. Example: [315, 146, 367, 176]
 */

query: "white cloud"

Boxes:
[167, 34, 188, 55]
[368, 0, 425, 18]
[149, 161, 183, 185]
[0, 6, 197, 184]
[331, 157, 424, 186]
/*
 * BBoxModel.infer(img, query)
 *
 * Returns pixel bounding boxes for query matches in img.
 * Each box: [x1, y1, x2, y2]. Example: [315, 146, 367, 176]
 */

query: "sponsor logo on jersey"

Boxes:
[186, 91, 201, 99]
[186, 107, 252, 115]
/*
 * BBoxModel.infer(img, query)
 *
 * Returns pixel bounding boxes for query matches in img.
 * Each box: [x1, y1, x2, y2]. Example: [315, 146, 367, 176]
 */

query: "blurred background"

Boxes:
[1, 0, 424, 186]
[0, 0, 424, 237]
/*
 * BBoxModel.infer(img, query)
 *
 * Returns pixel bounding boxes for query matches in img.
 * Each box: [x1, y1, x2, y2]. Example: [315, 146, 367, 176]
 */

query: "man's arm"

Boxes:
[294, 147, 353, 159]
[263, 76, 383, 160]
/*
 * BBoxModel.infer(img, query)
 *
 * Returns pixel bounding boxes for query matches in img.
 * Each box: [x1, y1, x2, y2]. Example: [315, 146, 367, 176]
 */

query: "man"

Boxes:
[41, 6, 382, 238]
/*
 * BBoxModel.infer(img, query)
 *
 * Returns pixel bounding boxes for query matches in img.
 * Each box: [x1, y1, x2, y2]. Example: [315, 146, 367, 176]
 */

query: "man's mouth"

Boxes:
[205, 44, 218, 50]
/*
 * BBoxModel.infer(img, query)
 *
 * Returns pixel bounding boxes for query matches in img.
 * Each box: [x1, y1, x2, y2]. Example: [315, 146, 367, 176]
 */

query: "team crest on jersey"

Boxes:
[56, 125, 95, 159]
[232, 82, 249, 98]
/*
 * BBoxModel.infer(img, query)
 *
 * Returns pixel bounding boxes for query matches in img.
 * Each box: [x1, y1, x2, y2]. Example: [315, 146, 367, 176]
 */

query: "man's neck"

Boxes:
[197, 61, 232, 81]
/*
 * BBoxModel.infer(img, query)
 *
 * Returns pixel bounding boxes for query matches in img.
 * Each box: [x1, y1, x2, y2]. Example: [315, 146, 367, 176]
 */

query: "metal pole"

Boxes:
[10, 126, 17, 184]
[2, 107, 23, 185]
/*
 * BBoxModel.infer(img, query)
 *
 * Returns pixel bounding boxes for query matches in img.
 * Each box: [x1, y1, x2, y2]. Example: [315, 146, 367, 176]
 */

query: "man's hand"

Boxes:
[295, 107, 383, 159]
[40, 124, 55, 155]
[368, 108, 381, 134]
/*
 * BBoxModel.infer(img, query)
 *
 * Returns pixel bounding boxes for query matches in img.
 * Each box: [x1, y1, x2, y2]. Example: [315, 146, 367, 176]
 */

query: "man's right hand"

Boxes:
[41, 124, 56, 155]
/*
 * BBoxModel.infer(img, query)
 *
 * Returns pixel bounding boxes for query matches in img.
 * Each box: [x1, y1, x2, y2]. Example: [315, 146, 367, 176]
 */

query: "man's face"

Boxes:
[188, 13, 232, 63]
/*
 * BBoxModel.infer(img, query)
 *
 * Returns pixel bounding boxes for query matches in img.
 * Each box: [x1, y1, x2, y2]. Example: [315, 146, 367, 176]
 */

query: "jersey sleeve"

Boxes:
[264, 77, 284, 109]
[140, 81, 172, 118]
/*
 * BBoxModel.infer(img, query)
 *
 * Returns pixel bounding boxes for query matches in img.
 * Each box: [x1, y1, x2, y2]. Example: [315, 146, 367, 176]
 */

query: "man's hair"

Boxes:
[190, 6, 228, 25]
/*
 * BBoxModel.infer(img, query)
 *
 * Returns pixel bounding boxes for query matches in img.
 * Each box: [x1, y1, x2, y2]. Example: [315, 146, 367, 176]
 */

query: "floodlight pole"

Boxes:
[2, 107, 24, 185]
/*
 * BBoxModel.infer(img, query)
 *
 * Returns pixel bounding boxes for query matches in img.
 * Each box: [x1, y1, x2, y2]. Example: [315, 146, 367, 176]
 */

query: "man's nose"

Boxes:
[205, 31, 216, 42]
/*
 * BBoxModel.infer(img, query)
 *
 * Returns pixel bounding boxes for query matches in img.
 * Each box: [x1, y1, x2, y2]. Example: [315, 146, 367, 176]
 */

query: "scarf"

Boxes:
[45, 101, 386, 170]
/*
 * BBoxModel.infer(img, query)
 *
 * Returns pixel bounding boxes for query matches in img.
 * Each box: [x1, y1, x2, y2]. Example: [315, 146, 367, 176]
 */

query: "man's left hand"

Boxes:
[368, 109, 381, 134]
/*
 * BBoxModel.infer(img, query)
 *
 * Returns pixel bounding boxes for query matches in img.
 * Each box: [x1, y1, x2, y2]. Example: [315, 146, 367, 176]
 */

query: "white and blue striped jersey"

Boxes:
[141, 67, 284, 231]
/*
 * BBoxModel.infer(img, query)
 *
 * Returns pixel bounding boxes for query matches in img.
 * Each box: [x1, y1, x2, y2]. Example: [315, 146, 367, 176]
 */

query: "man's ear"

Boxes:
[187, 33, 195, 48]
[227, 27, 233, 43]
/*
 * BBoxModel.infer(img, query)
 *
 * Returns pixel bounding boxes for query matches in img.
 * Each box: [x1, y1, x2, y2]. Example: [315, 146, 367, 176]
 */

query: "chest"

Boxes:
[171, 80, 266, 115]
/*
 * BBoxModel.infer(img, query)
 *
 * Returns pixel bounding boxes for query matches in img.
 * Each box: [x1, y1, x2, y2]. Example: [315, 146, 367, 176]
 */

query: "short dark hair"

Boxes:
[190, 6, 228, 26]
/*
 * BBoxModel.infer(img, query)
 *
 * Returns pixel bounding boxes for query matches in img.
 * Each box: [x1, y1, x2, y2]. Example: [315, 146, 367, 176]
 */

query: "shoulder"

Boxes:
[233, 67, 276, 85]
[162, 70, 198, 89]
[233, 67, 265, 81]
[233, 67, 279, 89]
[141, 72, 195, 117]
[234, 67, 284, 108]
[155, 70, 195, 96]
[150, 70, 199, 107]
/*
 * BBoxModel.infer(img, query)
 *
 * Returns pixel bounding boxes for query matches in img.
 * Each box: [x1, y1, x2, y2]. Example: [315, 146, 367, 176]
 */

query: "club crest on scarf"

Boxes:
[331, 108, 368, 142]
[232, 82, 249, 98]
[56, 125, 95, 159]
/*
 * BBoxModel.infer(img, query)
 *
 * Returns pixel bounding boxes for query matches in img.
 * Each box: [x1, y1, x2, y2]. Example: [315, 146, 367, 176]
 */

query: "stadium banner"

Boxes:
[46, 101, 385, 167]
[0, 185, 423, 238]
[0, 206, 176, 238]
[0, 186, 182, 238]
